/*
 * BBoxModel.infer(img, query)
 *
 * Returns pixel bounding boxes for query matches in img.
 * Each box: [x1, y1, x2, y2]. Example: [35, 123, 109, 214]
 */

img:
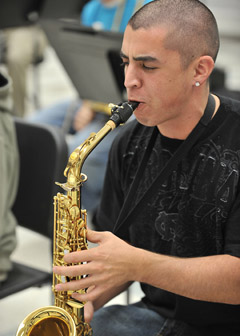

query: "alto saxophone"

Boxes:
[16, 101, 138, 336]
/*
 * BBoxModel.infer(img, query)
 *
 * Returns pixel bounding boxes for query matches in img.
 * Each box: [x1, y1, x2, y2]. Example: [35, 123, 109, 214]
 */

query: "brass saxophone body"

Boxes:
[16, 101, 138, 336]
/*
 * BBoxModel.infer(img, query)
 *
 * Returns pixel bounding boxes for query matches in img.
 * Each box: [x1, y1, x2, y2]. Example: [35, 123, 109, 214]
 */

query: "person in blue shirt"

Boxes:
[29, 0, 152, 214]
[82, 0, 147, 32]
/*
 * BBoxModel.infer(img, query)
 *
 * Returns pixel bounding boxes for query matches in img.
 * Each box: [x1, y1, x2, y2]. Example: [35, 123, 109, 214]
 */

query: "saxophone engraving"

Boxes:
[16, 101, 138, 336]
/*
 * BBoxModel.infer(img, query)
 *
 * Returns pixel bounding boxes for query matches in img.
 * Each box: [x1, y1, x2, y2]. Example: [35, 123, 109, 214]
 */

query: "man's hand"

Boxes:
[53, 228, 240, 312]
[83, 299, 94, 323]
[53, 230, 137, 304]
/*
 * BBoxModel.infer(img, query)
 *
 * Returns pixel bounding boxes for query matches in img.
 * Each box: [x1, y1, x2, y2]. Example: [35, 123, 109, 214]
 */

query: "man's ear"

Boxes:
[193, 55, 215, 86]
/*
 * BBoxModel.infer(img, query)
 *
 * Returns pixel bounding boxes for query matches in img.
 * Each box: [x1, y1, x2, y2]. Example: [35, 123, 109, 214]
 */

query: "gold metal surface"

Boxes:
[16, 306, 75, 336]
[16, 102, 136, 336]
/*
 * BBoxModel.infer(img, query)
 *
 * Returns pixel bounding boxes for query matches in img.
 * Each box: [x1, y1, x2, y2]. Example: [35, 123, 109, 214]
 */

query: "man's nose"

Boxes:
[124, 65, 141, 89]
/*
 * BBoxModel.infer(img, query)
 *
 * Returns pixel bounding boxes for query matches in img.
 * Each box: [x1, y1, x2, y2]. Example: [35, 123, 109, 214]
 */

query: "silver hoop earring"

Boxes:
[195, 82, 200, 87]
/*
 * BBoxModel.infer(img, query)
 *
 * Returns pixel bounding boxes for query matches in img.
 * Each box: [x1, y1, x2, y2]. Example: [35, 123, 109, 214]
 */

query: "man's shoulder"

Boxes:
[218, 94, 240, 116]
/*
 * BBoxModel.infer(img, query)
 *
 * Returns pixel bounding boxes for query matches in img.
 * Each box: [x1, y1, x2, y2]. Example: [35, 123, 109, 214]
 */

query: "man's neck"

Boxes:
[157, 93, 220, 140]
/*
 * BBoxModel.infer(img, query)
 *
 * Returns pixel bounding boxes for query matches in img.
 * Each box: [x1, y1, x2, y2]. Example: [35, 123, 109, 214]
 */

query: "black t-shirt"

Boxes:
[94, 95, 240, 335]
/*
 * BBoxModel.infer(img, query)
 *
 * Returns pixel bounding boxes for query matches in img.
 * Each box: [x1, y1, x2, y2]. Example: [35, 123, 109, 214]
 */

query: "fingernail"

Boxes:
[55, 284, 62, 291]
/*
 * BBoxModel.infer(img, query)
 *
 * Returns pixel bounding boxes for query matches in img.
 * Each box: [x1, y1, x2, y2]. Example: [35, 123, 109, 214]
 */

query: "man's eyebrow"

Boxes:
[120, 51, 158, 63]
[120, 51, 128, 59]
[133, 55, 158, 62]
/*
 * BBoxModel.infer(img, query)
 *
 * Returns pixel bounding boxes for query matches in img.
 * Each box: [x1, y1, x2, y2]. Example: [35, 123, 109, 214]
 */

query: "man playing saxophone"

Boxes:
[54, 1, 240, 335]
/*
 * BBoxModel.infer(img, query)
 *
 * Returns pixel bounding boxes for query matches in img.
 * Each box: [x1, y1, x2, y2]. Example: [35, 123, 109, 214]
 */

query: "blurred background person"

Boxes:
[0, 69, 19, 285]
[29, 0, 152, 214]
[0, 25, 48, 117]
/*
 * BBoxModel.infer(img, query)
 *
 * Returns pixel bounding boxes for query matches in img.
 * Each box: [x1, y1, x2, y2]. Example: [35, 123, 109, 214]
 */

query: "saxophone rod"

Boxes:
[63, 101, 139, 185]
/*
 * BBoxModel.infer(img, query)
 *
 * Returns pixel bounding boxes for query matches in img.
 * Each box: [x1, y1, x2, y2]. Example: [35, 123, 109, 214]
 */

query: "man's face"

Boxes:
[121, 25, 194, 128]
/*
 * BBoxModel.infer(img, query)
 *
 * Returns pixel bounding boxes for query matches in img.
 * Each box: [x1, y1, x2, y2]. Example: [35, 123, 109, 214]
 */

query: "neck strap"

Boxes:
[113, 94, 216, 238]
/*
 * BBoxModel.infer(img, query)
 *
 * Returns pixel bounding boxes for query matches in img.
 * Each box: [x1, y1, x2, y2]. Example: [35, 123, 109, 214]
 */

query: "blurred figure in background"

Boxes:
[0, 69, 19, 284]
[0, 25, 48, 117]
[82, 0, 147, 32]
[29, 0, 152, 214]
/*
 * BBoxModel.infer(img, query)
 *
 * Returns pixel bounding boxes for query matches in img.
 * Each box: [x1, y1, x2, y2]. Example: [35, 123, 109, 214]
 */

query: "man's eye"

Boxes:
[142, 64, 157, 70]
[120, 61, 129, 67]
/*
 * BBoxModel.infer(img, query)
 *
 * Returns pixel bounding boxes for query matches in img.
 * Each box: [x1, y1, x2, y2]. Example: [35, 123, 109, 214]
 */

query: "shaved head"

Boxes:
[128, 0, 219, 69]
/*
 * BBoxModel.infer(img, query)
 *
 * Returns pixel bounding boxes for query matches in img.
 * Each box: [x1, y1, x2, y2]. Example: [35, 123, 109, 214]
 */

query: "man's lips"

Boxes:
[134, 102, 145, 110]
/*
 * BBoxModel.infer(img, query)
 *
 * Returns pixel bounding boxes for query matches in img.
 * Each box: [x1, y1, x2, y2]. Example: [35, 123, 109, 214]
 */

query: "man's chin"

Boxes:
[134, 115, 156, 128]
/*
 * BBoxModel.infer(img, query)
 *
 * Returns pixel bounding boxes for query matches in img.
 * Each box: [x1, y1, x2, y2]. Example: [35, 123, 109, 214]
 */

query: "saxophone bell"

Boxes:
[16, 306, 76, 336]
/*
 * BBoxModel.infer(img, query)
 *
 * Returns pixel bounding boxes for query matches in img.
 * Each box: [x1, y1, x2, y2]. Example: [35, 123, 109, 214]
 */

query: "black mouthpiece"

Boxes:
[110, 101, 139, 127]
[129, 101, 139, 110]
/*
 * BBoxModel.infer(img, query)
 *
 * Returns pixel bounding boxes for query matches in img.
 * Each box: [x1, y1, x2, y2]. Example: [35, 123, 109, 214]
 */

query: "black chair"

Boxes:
[0, 118, 69, 299]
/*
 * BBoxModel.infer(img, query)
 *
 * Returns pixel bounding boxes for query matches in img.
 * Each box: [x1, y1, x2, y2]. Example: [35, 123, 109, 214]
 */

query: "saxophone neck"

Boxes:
[64, 120, 116, 187]
[63, 100, 138, 188]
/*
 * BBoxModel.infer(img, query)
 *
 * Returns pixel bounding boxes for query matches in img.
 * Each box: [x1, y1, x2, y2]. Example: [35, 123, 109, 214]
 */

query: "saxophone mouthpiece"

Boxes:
[128, 101, 140, 110]
[109, 101, 139, 127]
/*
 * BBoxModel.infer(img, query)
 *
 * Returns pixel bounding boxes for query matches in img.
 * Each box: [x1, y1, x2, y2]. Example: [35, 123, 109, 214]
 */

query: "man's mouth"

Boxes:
[128, 100, 144, 109]
[128, 101, 140, 110]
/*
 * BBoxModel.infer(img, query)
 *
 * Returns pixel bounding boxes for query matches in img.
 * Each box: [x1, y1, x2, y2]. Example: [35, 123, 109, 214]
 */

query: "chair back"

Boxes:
[12, 118, 69, 239]
[0, 119, 68, 299]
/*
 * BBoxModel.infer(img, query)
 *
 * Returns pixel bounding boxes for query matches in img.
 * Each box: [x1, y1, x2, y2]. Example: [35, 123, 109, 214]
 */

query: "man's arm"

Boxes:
[135, 248, 240, 304]
[53, 230, 240, 307]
